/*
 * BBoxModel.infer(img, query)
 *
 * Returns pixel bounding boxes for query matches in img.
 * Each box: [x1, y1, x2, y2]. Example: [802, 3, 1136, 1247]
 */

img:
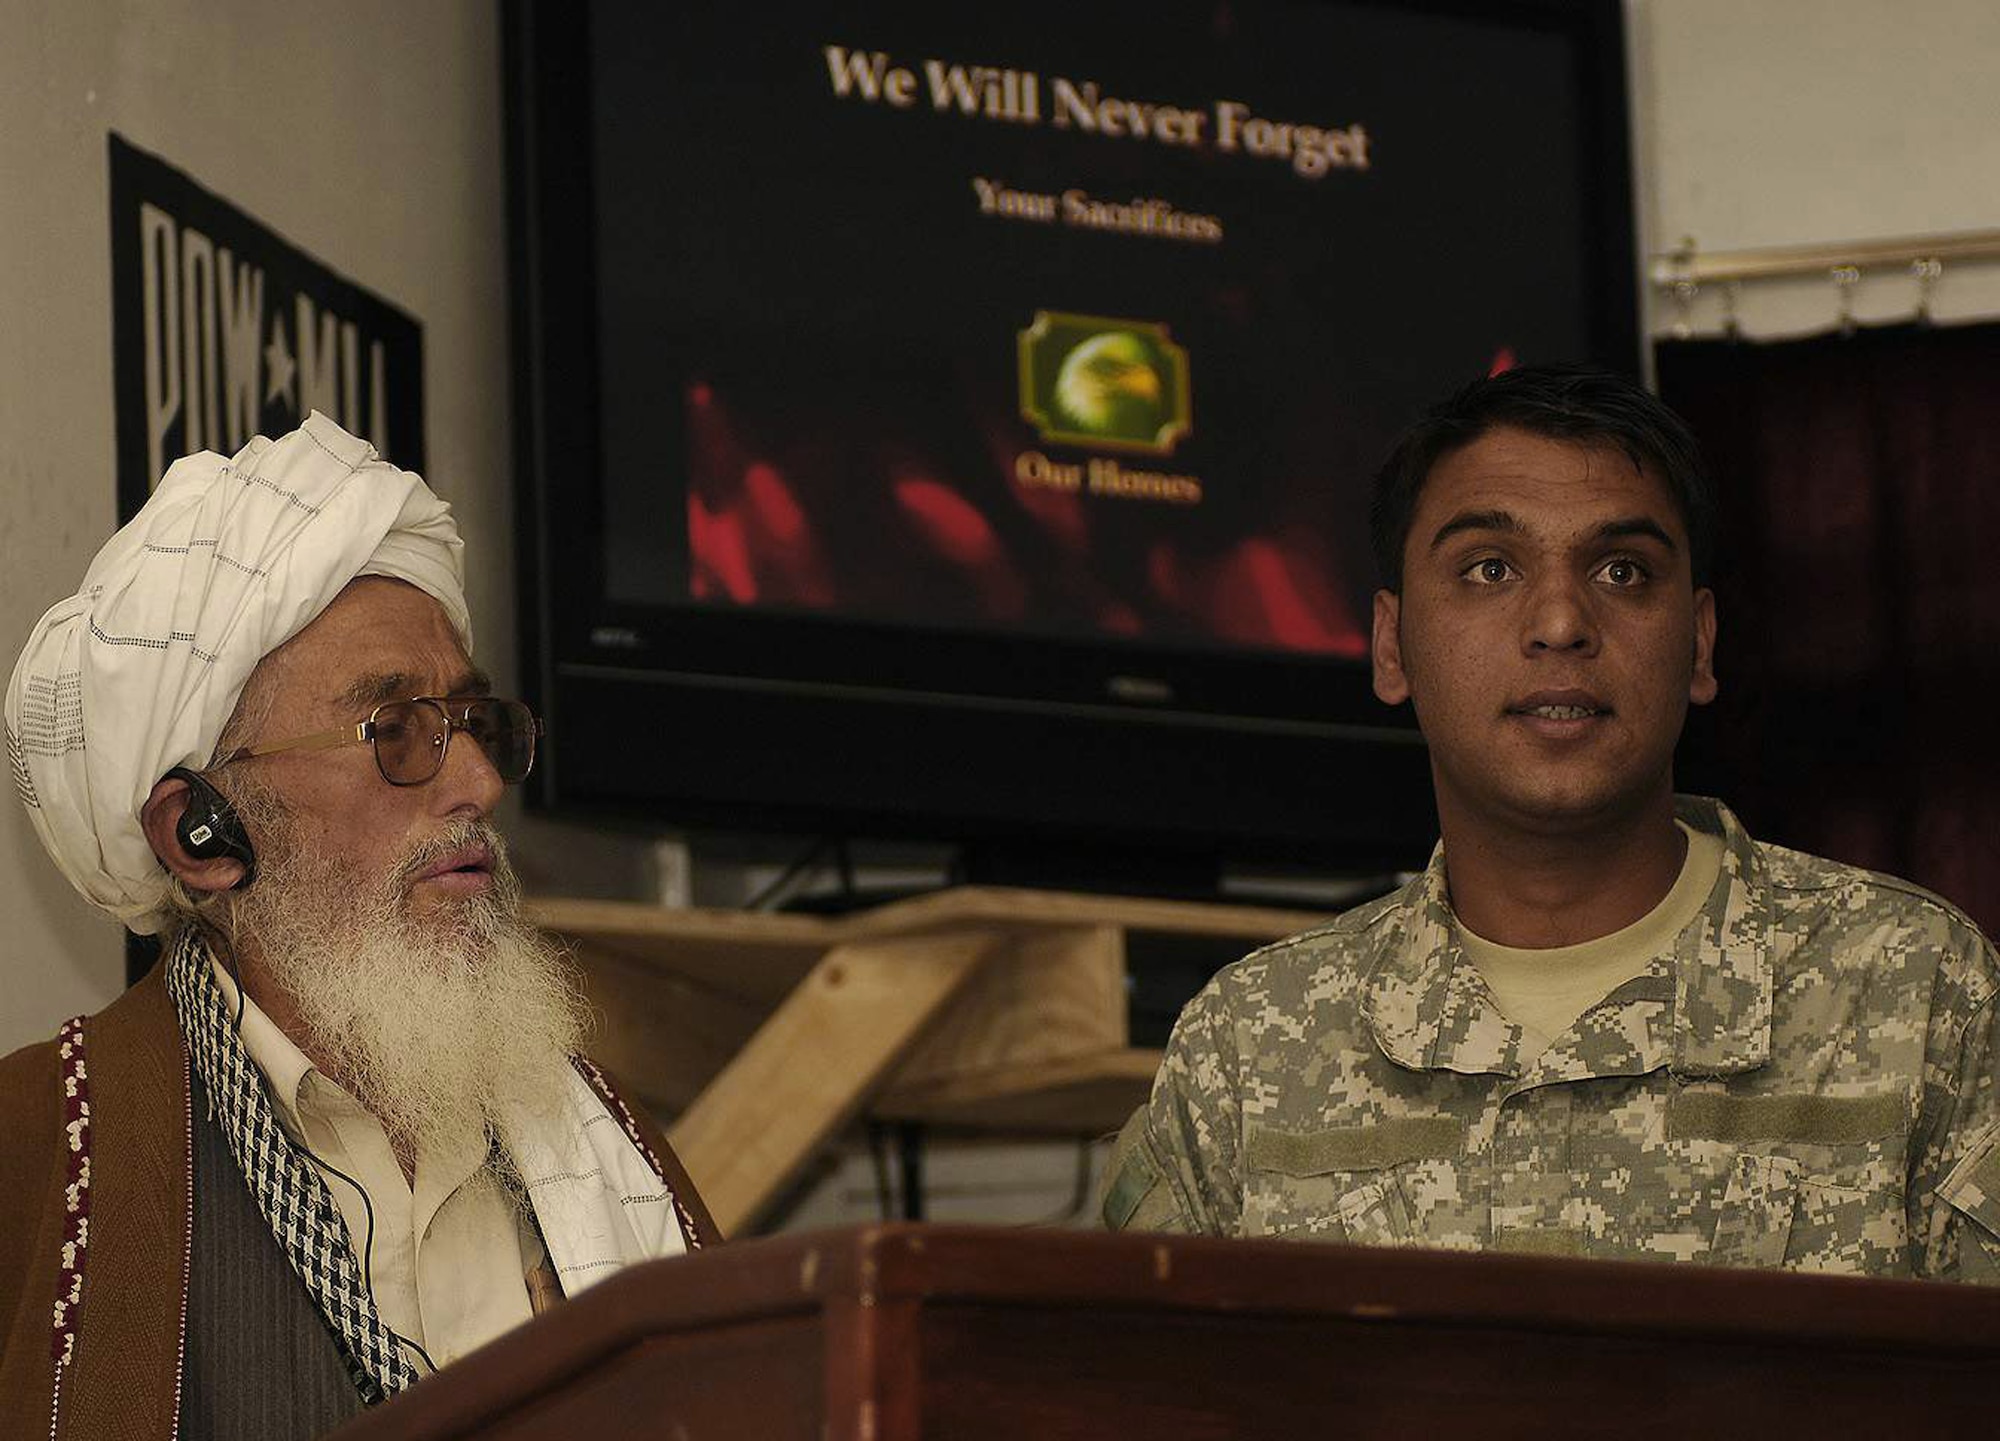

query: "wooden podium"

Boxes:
[328, 1224, 2000, 1439]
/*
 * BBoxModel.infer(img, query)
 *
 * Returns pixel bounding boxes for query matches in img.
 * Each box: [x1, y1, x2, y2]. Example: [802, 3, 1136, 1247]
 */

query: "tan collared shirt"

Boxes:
[211, 962, 536, 1370]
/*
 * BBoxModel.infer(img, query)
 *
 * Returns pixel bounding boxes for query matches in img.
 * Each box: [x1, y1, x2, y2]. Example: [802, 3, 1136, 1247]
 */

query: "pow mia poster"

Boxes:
[108, 133, 425, 522]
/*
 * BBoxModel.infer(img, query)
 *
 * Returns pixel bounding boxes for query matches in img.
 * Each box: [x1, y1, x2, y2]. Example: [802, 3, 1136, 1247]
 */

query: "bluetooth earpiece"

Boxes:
[164, 766, 257, 885]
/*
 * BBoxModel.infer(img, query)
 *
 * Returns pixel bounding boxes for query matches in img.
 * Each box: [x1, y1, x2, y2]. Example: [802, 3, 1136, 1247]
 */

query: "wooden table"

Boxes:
[528, 888, 1330, 1235]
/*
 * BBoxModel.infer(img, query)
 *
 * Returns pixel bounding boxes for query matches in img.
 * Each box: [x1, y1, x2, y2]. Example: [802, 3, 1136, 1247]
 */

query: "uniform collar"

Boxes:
[1666, 795, 1775, 1075]
[1362, 796, 1773, 1079]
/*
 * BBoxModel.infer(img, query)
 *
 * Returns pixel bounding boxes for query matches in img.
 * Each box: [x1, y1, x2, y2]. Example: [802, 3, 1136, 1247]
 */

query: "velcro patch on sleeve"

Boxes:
[1667, 1089, 1906, 1146]
[1246, 1116, 1462, 1176]
[1100, 1108, 1165, 1231]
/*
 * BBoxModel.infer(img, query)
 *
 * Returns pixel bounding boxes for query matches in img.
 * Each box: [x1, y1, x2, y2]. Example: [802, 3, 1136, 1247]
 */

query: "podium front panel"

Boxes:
[330, 1224, 2000, 1440]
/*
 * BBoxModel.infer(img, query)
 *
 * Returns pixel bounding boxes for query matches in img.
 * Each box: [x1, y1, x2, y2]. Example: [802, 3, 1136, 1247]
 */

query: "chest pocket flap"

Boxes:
[1708, 1152, 1802, 1268]
[1938, 1119, 2000, 1254]
[1673, 1088, 1908, 1272]
[1244, 1117, 1461, 1245]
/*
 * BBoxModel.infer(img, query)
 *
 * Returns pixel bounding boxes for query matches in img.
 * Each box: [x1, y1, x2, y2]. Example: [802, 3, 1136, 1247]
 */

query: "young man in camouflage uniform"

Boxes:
[1104, 365, 2000, 1280]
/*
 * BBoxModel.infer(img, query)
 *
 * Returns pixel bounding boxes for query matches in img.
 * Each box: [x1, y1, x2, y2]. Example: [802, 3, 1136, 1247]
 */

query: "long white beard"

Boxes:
[231, 817, 589, 1167]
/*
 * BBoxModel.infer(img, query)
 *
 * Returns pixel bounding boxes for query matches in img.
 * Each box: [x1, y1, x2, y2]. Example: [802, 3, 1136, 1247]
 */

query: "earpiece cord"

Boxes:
[222, 948, 249, 1034]
[298, 1144, 439, 1376]
[224, 956, 439, 1378]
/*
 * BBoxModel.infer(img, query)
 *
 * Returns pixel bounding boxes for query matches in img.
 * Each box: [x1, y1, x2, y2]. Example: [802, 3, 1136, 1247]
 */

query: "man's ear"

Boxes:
[1689, 587, 1718, 706]
[1372, 589, 1410, 706]
[140, 776, 247, 894]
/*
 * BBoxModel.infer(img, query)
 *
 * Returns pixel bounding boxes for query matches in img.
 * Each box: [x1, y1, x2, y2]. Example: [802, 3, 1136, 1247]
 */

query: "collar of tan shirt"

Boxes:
[208, 957, 532, 1369]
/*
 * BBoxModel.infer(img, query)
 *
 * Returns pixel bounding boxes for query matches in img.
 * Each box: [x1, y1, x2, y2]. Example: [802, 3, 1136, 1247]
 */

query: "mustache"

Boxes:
[392, 818, 509, 893]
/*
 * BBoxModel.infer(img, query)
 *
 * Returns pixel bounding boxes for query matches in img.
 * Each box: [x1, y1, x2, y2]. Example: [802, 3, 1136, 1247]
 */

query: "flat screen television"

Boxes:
[502, 0, 1639, 886]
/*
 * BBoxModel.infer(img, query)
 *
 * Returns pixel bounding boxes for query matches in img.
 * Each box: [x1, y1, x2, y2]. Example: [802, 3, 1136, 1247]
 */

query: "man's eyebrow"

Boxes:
[1428, 509, 1522, 551]
[336, 671, 420, 713]
[1593, 517, 1679, 551]
[1427, 511, 1681, 555]
[334, 668, 492, 713]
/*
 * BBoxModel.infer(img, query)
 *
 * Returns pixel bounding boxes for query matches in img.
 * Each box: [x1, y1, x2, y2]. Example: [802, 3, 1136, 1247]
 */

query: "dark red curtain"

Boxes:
[1658, 322, 2000, 934]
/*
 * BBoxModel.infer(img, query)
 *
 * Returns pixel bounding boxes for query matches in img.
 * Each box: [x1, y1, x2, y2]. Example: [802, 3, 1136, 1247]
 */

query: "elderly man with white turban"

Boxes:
[0, 414, 717, 1440]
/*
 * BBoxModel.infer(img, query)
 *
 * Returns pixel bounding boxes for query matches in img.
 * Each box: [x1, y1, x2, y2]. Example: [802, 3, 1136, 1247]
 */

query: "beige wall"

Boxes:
[1635, 0, 2000, 336]
[5, 1, 1999, 1057]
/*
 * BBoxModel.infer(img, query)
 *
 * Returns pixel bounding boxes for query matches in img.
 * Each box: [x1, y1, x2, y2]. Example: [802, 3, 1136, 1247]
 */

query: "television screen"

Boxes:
[506, 0, 1636, 877]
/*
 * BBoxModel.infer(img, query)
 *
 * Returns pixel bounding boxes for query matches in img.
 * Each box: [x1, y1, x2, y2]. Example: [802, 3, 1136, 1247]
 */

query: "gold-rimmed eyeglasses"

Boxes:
[215, 696, 543, 787]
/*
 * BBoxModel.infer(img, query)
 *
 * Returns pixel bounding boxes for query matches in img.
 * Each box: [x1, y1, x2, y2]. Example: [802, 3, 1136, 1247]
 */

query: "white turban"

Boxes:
[5, 412, 469, 934]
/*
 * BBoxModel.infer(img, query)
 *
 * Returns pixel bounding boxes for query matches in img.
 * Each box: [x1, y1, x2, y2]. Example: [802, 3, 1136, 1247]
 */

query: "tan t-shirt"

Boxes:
[1459, 821, 1725, 1056]
[211, 961, 536, 1373]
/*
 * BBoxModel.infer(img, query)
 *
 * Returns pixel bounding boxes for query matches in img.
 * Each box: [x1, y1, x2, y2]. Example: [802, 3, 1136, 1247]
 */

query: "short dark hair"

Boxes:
[1368, 364, 1716, 590]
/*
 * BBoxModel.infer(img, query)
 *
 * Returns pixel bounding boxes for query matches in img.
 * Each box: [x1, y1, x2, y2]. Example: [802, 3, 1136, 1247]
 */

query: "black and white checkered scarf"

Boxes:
[165, 929, 419, 1403]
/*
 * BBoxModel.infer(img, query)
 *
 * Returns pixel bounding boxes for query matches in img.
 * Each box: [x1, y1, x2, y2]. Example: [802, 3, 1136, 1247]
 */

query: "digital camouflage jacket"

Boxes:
[1106, 797, 2000, 1281]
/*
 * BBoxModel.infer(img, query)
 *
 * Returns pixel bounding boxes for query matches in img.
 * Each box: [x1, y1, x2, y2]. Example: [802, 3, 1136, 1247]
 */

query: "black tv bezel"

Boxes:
[501, 0, 1639, 873]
